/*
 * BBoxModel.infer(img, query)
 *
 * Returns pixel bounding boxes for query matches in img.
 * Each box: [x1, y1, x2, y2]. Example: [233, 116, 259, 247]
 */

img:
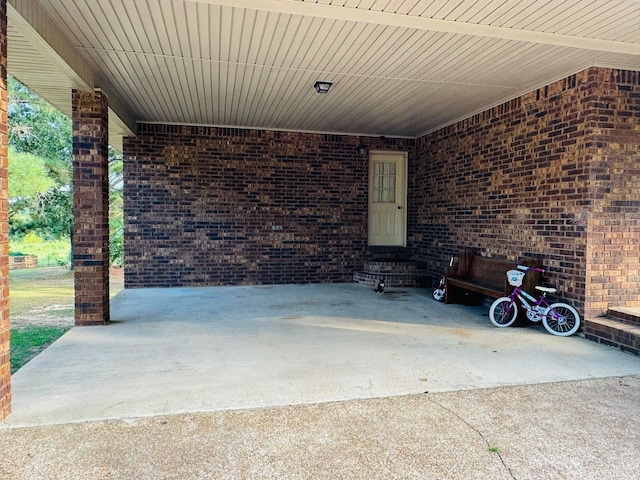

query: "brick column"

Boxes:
[0, 0, 10, 420]
[72, 90, 110, 325]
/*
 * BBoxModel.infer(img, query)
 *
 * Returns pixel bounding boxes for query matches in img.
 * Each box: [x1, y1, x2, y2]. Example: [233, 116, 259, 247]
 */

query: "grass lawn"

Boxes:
[9, 266, 124, 373]
[9, 267, 74, 373]
[10, 267, 74, 316]
[10, 237, 71, 267]
[10, 326, 71, 374]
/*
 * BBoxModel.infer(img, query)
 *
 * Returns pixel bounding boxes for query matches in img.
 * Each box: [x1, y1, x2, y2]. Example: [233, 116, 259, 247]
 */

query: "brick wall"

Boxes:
[584, 69, 640, 317]
[123, 126, 412, 287]
[0, 0, 10, 421]
[123, 67, 638, 317]
[412, 67, 640, 316]
[72, 90, 110, 325]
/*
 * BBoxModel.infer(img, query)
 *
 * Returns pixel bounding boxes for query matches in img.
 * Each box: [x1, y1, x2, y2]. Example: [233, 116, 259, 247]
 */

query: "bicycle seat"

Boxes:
[535, 286, 556, 294]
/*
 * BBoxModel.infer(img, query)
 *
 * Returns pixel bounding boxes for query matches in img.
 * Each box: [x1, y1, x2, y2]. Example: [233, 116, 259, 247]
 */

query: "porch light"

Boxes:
[313, 81, 332, 94]
[357, 142, 368, 155]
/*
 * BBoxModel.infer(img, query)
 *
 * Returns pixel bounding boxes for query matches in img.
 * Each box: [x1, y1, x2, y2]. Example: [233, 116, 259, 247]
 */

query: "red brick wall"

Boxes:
[72, 90, 110, 325]
[584, 69, 640, 317]
[412, 67, 640, 316]
[123, 126, 412, 287]
[123, 68, 638, 318]
[0, 0, 10, 421]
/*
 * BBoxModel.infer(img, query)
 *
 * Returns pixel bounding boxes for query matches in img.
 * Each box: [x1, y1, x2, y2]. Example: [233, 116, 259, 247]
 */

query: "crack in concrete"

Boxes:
[426, 395, 517, 480]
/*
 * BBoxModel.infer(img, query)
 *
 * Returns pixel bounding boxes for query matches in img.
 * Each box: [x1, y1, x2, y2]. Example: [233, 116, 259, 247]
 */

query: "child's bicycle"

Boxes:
[488, 265, 581, 337]
[432, 256, 454, 302]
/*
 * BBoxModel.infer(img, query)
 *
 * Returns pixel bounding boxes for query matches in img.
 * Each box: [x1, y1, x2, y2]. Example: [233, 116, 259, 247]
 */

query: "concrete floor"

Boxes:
[4, 284, 639, 427]
[2, 376, 639, 480]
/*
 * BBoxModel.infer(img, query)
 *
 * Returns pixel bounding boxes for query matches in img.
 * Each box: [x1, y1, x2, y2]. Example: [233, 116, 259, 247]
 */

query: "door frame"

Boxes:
[367, 150, 408, 247]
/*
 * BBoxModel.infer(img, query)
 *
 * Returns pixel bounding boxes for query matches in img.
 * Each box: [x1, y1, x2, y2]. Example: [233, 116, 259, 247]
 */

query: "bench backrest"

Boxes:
[467, 256, 513, 290]
[451, 249, 542, 294]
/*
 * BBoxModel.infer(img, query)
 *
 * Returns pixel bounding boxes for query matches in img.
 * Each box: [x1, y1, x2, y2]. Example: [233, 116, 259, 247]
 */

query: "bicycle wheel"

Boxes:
[543, 303, 581, 336]
[489, 297, 518, 328]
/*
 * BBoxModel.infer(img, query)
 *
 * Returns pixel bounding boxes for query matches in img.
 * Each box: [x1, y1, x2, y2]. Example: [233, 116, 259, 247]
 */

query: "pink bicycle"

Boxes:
[488, 265, 581, 336]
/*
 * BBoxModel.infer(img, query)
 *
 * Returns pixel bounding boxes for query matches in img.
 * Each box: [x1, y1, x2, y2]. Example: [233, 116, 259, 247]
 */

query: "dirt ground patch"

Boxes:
[10, 267, 124, 329]
[11, 306, 75, 329]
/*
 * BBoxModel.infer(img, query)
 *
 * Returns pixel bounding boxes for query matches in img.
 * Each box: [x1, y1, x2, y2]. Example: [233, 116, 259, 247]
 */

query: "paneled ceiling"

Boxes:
[7, 0, 640, 149]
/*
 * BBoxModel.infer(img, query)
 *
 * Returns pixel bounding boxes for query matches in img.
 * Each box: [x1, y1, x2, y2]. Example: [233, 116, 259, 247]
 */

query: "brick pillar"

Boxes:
[72, 90, 110, 325]
[0, 0, 10, 420]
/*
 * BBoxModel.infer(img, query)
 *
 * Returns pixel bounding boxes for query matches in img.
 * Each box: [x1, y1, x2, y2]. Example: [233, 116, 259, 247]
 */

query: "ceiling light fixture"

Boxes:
[313, 81, 332, 94]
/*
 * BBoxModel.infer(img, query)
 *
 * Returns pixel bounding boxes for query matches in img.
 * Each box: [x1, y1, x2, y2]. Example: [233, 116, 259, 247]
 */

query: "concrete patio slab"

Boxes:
[2, 376, 639, 480]
[3, 284, 640, 427]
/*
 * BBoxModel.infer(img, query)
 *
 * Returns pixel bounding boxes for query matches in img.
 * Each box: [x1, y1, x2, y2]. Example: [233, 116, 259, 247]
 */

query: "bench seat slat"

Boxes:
[446, 277, 504, 298]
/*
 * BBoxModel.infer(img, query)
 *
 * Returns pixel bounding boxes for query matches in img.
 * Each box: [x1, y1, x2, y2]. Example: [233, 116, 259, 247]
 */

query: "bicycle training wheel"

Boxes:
[489, 297, 518, 328]
[432, 288, 445, 302]
[543, 303, 581, 336]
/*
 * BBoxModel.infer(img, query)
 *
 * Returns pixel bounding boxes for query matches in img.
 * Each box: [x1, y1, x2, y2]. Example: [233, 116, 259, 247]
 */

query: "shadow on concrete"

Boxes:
[4, 284, 640, 427]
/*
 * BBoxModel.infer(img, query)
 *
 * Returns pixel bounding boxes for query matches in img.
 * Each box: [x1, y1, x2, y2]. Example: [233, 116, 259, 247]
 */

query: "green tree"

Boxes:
[8, 76, 72, 166]
[109, 147, 124, 266]
[8, 148, 55, 200]
[8, 76, 124, 266]
[8, 76, 73, 241]
[8, 147, 57, 239]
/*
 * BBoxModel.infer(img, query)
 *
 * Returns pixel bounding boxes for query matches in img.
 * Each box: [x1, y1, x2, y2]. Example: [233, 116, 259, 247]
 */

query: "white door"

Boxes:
[368, 152, 407, 246]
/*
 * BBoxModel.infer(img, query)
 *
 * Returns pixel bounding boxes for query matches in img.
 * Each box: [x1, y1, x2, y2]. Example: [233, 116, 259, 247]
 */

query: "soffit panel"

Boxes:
[8, 0, 640, 138]
[7, 24, 73, 114]
[7, 23, 127, 152]
[303, 0, 640, 43]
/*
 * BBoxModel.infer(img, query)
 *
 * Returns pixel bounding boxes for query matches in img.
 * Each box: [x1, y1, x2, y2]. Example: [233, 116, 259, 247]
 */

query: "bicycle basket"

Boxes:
[506, 270, 525, 287]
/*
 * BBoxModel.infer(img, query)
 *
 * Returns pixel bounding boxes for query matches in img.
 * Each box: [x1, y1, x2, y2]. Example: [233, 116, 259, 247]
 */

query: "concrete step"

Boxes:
[583, 316, 640, 356]
[362, 260, 418, 275]
[607, 307, 640, 327]
[353, 271, 425, 288]
[354, 259, 428, 288]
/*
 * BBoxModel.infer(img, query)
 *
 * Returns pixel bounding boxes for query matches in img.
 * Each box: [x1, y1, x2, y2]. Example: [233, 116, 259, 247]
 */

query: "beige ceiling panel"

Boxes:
[330, 24, 407, 77]
[7, 29, 60, 77]
[539, 2, 617, 36]
[463, 0, 527, 26]
[491, 0, 579, 29]
[301, 0, 640, 43]
[233, 63, 260, 124]
[36, 0, 85, 47]
[183, 1, 204, 60]
[95, 51, 155, 119]
[288, 16, 344, 71]
[445, 0, 500, 22]
[6, 19, 132, 151]
[217, 60, 235, 124]
[97, 0, 134, 52]
[279, 15, 321, 70]
[579, 15, 640, 43]
[519, 1, 601, 32]
[6, 0, 640, 139]
[127, 1, 163, 53]
[145, 0, 176, 56]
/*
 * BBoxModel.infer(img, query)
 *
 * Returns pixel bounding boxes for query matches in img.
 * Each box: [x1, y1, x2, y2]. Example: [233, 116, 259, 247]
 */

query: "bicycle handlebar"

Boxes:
[515, 264, 544, 273]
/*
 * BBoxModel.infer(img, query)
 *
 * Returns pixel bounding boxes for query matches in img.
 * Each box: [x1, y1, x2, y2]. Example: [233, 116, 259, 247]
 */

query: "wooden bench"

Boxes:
[445, 249, 541, 305]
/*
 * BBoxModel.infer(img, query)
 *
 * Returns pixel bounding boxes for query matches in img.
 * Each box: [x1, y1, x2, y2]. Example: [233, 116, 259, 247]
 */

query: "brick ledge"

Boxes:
[583, 316, 640, 356]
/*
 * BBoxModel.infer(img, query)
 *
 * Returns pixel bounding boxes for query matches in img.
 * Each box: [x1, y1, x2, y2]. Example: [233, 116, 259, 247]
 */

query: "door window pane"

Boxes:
[373, 161, 396, 203]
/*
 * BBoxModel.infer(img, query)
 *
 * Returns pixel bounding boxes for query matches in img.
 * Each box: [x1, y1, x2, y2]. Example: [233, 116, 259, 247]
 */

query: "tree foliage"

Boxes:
[109, 147, 124, 265]
[8, 148, 55, 200]
[8, 76, 73, 242]
[8, 77, 72, 167]
[8, 76, 124, 265]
